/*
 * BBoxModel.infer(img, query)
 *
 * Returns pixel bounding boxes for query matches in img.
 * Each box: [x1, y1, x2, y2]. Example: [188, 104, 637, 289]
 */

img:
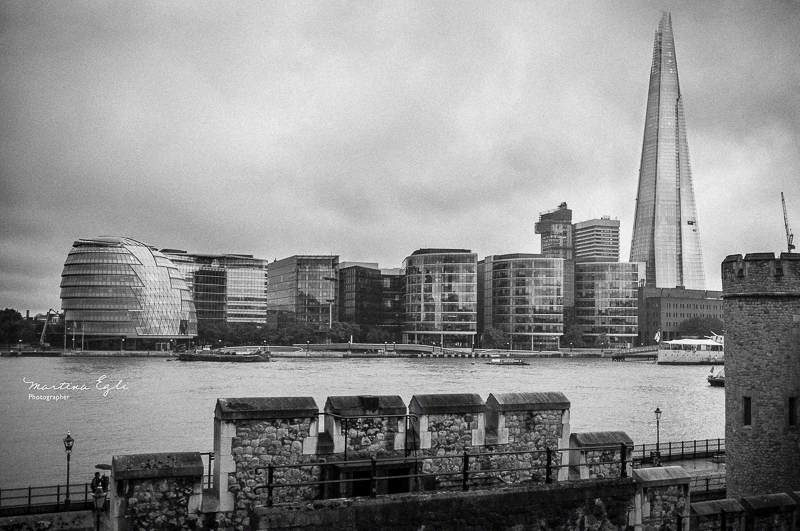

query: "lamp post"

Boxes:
[63, 432, 74, 509]
[93, 488, 108, 530]
[654, 407, 662, 466]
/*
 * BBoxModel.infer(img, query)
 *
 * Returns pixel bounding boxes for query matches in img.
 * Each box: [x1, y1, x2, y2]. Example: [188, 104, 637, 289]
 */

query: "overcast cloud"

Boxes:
[1, 1, 799, 315]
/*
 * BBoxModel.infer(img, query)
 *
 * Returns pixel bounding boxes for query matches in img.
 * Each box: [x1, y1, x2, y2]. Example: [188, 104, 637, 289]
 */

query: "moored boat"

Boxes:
[178, 349, 269, 362]
[485, 357, 529, 366]
[657, 336, 724, 365]
[707, 367, 725, 386]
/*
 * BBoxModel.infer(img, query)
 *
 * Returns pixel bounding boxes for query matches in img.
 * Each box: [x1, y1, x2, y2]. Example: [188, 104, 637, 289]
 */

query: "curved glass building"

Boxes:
[402, 249, 477, 348]
[60, 237, 197, 350]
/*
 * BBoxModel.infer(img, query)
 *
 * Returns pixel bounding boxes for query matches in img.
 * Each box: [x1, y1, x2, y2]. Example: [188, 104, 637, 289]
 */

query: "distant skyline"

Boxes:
[2, 1, 799, 315]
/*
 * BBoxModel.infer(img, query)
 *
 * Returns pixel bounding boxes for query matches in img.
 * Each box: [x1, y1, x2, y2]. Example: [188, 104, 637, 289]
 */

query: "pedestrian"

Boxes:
[91, 472, 101, 493]
[101, 473, 110, 493]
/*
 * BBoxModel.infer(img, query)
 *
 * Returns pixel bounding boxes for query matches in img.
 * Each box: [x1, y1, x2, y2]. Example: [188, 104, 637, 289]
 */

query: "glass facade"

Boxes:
[60, 237, 197, 349]
[630, 13, 705, 290]
[480, 254, 564, 351]
[338, 264, 382, 327]
[266, 256, 338, 330]
[574, 262, 644, 347]
[161, 251, 268, 324]
[402, 249, 477, 348]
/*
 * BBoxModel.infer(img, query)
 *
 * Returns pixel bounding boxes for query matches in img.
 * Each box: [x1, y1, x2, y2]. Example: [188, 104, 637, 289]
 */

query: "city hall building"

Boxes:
[60, 237, 197, 350]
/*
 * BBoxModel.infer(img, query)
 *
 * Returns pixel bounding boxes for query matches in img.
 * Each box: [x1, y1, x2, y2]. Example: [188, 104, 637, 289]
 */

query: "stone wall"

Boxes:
[632, 467, 691, 531]
[0, 511, 94, 531]
[485, 392, 571, 483]
[212, 397, 320, 529]
[722, 253, 800, 497]
[569, 432, 633, 480]
[255, 477, 637, 531]
[324, 395, 407, 458]
[109, 452, 204, 531]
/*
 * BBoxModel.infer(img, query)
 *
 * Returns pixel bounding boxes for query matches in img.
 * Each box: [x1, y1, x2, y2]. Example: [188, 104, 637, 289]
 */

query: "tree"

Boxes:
[560, 323, 585, 349]
[594, 333, 610, 348]
[326, 322, 361, 343]
[481, 326, 509, 349]
[364, 326, 391, 344]
[676, 316, 724, 338]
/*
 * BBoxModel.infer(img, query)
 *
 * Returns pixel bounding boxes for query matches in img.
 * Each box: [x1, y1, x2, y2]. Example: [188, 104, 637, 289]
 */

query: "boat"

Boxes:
[485, 357, 529, 366]
[707, 367, 725, 386]
[657, 336, 724, 365]
[178, 349, 269, 362]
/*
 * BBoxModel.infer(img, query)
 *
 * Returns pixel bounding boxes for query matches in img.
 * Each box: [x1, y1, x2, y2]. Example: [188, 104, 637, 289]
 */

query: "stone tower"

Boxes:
[722, 252, 800, 497]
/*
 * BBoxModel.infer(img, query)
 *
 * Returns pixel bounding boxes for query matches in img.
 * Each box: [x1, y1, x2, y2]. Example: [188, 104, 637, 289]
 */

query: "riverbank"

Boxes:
[1, 348, 627, 359]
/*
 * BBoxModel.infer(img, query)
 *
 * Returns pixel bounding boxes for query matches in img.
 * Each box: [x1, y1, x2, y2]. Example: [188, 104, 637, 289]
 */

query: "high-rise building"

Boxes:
[161, 251, 268, 325]
[266, 255, 338, 332]
[574, 261, 644, 347]
[60, 237, 197, 350]
[402, 249, 477, 348]
[574, 218, 620, 263]
[535, 202, 573, 260]
[630, 13, 705, 290]
[336, 263, 403, 342]
[478, 254, 564, 351]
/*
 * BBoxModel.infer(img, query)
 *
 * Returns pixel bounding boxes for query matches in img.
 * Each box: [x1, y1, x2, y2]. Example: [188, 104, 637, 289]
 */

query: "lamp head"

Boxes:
[654, 407, 662, 420]
[63, 432, 74, 452]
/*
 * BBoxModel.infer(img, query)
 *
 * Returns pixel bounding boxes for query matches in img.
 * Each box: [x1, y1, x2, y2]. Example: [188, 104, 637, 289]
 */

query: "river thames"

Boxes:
[0, 356, 723, 488]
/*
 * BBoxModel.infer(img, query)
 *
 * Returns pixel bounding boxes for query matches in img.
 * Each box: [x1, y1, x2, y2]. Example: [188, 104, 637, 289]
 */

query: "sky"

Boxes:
[1, 1, 799, 316]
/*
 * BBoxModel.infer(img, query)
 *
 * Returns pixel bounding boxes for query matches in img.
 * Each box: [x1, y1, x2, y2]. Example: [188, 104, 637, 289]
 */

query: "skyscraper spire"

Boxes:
[630, 12, 705, 290]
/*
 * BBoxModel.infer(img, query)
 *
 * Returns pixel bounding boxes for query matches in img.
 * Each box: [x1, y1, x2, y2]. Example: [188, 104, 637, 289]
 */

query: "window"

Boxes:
[743, 396, 752, 426]
[790, 397, 797, 427]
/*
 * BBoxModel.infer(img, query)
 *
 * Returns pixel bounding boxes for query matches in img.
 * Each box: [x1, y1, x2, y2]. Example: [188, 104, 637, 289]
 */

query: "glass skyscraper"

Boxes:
[60, 237, 197, 350]
[630, 12, 705, 290]
[266, 255, 339, 331]
[161, 250, 268, 325]
[479, 254, 564, 351]
[402, 249, 477, 348]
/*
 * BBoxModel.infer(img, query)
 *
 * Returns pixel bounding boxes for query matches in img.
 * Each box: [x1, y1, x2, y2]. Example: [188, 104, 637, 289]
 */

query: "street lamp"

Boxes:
[654, 407, 662, 466]
[63, 432, 74, 509]
[93, 488, 108, 530]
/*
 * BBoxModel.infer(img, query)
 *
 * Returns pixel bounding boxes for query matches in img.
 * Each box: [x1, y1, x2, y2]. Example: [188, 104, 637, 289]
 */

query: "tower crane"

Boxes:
[39, 309, 59, 348]
[782, 192, 795, 253]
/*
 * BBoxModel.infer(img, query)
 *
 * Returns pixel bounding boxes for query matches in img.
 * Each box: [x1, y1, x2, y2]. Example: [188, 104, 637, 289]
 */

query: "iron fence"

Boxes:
[632, 438, 725, 465]
[0, 482, 92, 515]
[253, 443, 631, 507]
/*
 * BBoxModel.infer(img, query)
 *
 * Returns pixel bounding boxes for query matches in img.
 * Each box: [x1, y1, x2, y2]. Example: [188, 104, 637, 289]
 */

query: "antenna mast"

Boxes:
[782, 192, 795, 253]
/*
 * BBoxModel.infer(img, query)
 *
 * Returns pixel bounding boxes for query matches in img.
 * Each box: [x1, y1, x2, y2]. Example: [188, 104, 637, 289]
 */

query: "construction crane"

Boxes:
[39, 309, 59, 348]
[782, 192, 795, 253]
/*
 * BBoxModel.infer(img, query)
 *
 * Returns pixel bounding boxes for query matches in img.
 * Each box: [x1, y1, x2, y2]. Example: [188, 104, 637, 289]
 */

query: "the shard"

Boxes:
[630, 12, 705, 290]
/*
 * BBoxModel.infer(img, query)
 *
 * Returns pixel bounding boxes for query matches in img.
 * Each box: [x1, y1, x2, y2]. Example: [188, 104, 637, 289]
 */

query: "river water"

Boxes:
[0, 356, 724, 488]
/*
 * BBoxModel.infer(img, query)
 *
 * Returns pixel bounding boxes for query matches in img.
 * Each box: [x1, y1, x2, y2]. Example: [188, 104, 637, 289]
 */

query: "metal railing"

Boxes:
[632, 438, 725, 465]
[690, 472, 726, 493]
[253, 443, 631, 507]
[0, 482, 92, 515]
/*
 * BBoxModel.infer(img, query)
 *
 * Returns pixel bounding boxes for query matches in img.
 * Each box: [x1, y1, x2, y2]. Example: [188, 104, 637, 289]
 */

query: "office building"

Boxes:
[60, 237, 197, 350]
[336, 263, 403, 342]
[630, 12, 705, 290]
[638, 287, 723, 345]
[574, 261, 644, 347]
[266, 255, 338, 332]
[402, 249, 477, 348]
[161, 251, 268, 325]
[574, 218, 620, 263]
[535, 202, 573, 260]
[478, 254, 564, 351]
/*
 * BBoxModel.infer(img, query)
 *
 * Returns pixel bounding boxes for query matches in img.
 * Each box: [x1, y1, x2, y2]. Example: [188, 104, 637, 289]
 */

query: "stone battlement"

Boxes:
[721, 252, 800, 296]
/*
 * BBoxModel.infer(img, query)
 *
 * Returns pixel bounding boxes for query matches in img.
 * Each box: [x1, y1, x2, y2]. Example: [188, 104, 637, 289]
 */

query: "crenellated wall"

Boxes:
[722, 253, 800, 497]
[485, 392, 571, 482]
[109, 452, 204, 531]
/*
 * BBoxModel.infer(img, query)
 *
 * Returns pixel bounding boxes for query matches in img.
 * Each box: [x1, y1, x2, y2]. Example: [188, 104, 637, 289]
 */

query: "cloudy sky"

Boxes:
[1, 1, 799, 315]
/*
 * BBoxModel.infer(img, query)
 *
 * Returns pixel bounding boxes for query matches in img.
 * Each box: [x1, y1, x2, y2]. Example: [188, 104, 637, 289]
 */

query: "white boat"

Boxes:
[657, 336, 724, 365]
